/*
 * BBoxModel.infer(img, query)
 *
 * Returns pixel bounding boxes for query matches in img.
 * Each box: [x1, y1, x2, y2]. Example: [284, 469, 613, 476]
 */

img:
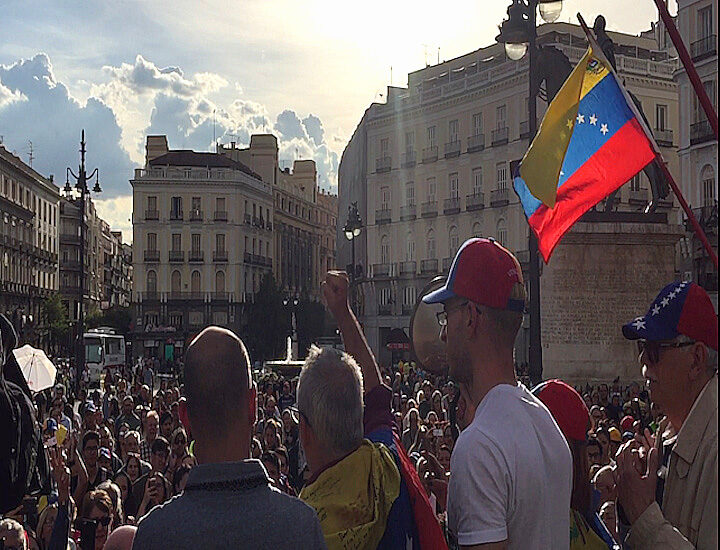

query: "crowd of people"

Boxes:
[1, 237, 717, 549]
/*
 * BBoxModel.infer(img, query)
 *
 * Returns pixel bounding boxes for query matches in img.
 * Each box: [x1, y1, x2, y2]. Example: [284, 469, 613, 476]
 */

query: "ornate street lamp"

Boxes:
[496, 0, 563, 386]
[344, 202, 363, 311]
[65, 130, 101, 390]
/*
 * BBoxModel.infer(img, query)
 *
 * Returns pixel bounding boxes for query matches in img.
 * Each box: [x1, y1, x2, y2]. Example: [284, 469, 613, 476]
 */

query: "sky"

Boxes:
[0, 0, 672, 242]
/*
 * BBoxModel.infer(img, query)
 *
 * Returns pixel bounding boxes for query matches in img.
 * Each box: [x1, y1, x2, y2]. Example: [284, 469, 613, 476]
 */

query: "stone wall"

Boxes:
[541, 219, 683, 384]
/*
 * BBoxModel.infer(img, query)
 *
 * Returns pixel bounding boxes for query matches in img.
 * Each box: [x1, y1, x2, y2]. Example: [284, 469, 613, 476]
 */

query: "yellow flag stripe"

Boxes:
[519, 49, 592, 208]
[580, 53, 610, 99]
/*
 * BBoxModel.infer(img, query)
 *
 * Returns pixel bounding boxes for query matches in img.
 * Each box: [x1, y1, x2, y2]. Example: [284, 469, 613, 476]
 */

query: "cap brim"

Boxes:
[622, 315, 679, 341]
[422, 286, 456, 304]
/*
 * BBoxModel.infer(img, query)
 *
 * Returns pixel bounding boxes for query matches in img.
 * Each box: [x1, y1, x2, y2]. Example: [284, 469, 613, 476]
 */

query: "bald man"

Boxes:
[133, 327, 325, 550]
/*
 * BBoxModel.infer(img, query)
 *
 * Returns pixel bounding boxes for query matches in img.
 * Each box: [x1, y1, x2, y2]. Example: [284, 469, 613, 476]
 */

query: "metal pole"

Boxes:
[527, 0, 543, 386]
[77, 131, 87, 388]
[351, 236, 356, 311]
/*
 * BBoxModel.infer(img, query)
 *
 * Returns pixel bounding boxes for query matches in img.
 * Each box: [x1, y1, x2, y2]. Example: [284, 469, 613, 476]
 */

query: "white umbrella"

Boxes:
[13, 344, 57, 392]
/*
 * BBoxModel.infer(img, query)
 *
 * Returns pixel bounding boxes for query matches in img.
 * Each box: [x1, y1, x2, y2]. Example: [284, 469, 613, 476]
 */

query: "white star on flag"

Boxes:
[589, 114, 598, 125]
[632, 319, 646, 330]
[600, 123, 609, 135]
[560, 171, 565, 177]
[661, 297, 670, 307]
[577, 113, 585, 124]
[652, 305, 661, 316]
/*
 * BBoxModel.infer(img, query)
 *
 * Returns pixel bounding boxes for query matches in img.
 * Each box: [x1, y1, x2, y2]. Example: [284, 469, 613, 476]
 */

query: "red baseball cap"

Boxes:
[532, 379, 589, 442]
[422, 238, 525, 311]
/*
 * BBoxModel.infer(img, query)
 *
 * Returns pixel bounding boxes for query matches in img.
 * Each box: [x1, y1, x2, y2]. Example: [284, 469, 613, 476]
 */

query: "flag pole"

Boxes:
[652, 0, 718, 140]
[578, 13, 718, 272]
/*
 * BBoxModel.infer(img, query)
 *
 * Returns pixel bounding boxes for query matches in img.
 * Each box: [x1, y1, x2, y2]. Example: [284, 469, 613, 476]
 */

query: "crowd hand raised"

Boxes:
[321, 271, 351, 319]
[615, 436, 661, 525]
[49, 446, 71, 504]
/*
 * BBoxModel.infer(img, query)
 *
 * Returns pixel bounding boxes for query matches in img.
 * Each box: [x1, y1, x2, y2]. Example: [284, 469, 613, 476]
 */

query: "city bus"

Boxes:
[84, 327, 126, 384]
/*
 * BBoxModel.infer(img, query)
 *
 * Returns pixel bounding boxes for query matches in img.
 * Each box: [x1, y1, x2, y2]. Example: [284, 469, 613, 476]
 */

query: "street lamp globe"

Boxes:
[539, 0, 563, 23]
[352, 227, 361, 238]
[505, 42, 529, 60]
[344, 227, 355, 241]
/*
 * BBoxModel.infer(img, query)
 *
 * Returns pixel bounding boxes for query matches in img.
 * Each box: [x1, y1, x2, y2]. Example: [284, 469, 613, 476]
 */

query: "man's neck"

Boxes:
[467, 350, 516, 412]
[667, 376, 711, 432]
[194, 431, 251, 464]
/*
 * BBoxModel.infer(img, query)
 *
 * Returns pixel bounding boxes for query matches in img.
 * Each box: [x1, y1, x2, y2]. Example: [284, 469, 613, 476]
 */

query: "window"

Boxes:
[496, 162, 508, 190]
[191, 233, 201, 252]
[427, 177, 436, 201]
[655, 104, 667, 131]
[216, 197, 225, 212]
[701, 165, 715, 206]
[171, 270, 181, 293]
[449, 173, 459, 198]
[472, 222, 482, 237]
[630, 173, 642, 191]
[698, 6, 713, 40]
[427, 126, 436, 148]
[406, 232, 415, 261]
[496, 104, 507, 129]
[473, 113, 483, 136]
[496, 219, 507, 245]
[427, 229, 436, 259]
[449, 119, 459, 143]
[449, 226, 459, 256]
[146, 270, 157, 292]
[147, 233, 157, 251]
[380, 287, 392, 306]
[191, 271, 201, 293]
[404, 285, 417, 306]
[405, 182, 415, 206]
[215, 271, 225, 293]
[405, 131, 415, 153]
[472, 167, 483, 195]
[381, 187, 391, 210]
[380, 235, 390, 263]
[191, 197, 201, 211]
[216, 233, 226, 252]
[171, 233, 181, 251]
[380, 138, 389, 156]
[171, 196, 182, 216]
[146, 195, 156, 211]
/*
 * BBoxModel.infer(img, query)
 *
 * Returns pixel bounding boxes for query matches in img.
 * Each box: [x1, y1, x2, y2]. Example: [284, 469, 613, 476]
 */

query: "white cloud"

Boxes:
[94, 195, 133, 244]
[0, 81, 26, 109]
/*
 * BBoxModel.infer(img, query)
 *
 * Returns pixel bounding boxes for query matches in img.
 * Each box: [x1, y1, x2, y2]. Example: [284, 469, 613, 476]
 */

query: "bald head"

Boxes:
[104, 526, 136, 550]
[184, 327, 253, 441]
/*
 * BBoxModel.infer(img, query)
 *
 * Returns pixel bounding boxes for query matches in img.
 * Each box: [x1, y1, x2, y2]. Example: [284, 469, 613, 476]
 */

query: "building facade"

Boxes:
[131, 135, 274, 359]
[674, 0, 718, 298]
[0, 145, 60, 345]
[339, 22, 681, 368]
[101, 227, 132, 309]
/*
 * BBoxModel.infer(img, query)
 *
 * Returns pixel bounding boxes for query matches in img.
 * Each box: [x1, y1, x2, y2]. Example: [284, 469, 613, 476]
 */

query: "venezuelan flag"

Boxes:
[514, 48, 656, 261]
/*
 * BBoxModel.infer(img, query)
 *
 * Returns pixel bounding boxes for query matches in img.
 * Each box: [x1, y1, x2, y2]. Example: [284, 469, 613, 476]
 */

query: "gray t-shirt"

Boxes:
[132, 459, 326, 550]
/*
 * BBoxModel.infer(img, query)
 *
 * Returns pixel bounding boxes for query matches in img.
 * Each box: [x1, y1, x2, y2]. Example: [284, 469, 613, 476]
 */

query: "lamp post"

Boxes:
[283, 297, 299, 361]
[496, 0, 562, 386]
[64, 130, 101, 390]
[343, 202, 363, 311]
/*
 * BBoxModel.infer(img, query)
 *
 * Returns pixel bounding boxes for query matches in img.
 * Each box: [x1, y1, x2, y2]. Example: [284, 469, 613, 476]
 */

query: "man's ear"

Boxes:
[688, 343, 708, 381]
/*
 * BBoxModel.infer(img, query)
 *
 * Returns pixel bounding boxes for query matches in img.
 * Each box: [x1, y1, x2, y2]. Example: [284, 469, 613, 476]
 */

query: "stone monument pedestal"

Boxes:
[540, 214, 683, 384]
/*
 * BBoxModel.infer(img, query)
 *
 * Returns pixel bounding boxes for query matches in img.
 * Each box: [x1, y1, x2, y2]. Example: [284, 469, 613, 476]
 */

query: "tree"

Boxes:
[97, 306, 132, 336]
[296, 299, 325, 358]
[41, 294, 70, 355]
[243, 274, 290, 363]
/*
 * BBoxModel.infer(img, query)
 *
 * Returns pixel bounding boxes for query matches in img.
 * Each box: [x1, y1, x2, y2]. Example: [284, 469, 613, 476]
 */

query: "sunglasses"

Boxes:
[437, 301, 481, 327]
[637, 340, 694, 364]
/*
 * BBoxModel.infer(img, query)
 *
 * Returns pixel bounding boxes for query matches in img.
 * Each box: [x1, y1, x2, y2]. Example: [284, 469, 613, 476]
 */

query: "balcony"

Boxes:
[653, 128, 674, 147]
[63, 260, 81, 271]
[266, 222, 273, 231]
[244, 252, 252, 264]
[168, 291, 204, 301]
[372, 263, 391, 278]
[628, 187, 649, 205]
[213, 250, 228, 262]
[169, 250, 185, 262]
[399, 261, 417, 275]
[378, 304, 392, 316]
[442, 257, 453, 271]
[400, 204, 416, 221]
[467, 133, 485, 153]
[210, 292, 230, 302]
[141, 291, 160, 302]
[189, 251, 204, 262]
[520, 120, 530, 139]
[60, 233, 81, 245]
[375, 156, 392, 173]
[402, 151, 417, 168]
[169, 210, 183, 221]
[189, 209, 203, 222]
[491, 126, 509, 146]
[444, 140, 461, 158]
[490, 188, 510, 207]
[375, 208, 392, 225]
[144, 250, 160, 262]
[144, 210, 159, 220]
[690, 34, 717, 61]
[444, 197, 461, 215]
[421, 200, 438, 218]
[421, 258, 438, 274]
[422, 146, 438, 163]
[690, 120, 714, 145]
[466, 192, 485, 211]
[402, 304, 414, 316]
[214, 210, 228, 222]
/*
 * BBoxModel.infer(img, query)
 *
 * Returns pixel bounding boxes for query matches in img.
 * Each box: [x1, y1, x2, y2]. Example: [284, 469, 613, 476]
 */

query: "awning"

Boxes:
[386, 328, 410, 350]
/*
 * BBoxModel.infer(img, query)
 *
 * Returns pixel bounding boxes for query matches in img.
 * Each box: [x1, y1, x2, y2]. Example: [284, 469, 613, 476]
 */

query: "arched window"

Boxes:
[146, 270, 157, 292]
[496, 218, 507, 245]
[449, 226, 459, 257]
[406, 231, 415, 261]
[216, 270, 225, 293]
[171, 270, 181, 293]
[380, 235, 390, 264]
[427, 229, 436, 259]
[472, 222, 482, 238]
[701, 164, 716, 206]
[191, 270, 201, 293]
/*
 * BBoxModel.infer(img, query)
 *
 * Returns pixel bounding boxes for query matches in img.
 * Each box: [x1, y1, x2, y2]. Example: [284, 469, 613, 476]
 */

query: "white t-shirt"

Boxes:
[447, 383, 572, 549]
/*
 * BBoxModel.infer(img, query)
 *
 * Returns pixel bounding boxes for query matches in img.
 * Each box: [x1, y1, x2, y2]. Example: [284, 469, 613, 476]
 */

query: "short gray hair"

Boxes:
[297, 345, 364, 455]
